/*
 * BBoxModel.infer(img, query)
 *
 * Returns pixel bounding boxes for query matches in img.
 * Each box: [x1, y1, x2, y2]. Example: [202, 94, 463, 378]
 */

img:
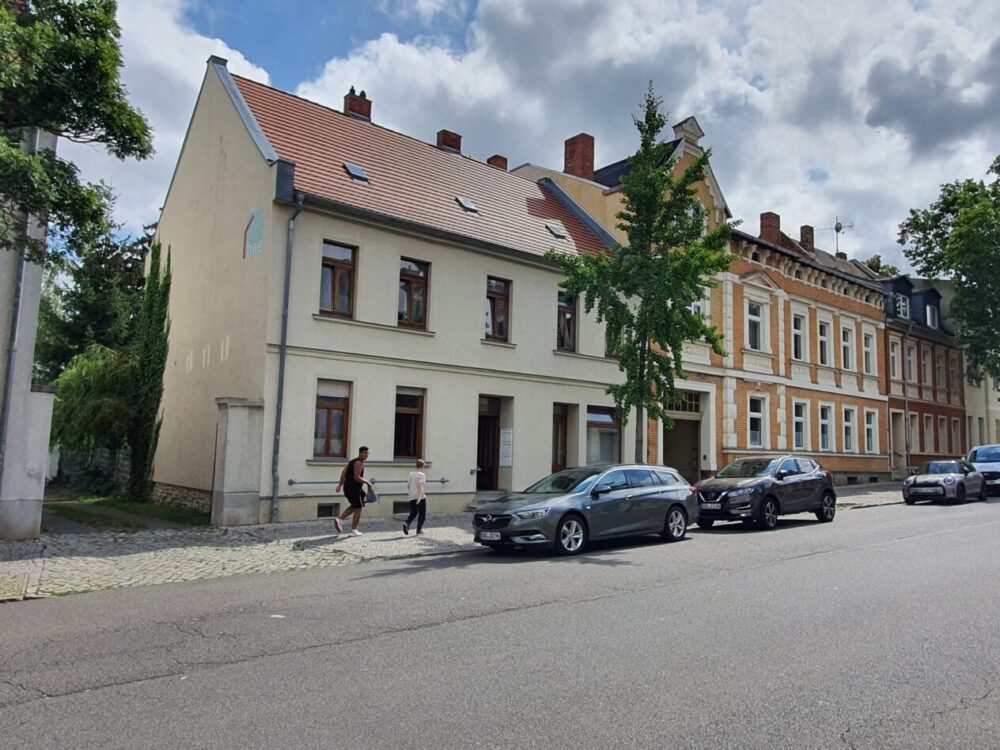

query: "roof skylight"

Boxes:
[456, 196, 479, 213]
[546, 223, 568, 239]
[343, 163, 370, 182]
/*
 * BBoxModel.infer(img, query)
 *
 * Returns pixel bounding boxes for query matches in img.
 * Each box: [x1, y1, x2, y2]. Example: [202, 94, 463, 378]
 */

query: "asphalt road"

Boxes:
[2, 499, 999, 749]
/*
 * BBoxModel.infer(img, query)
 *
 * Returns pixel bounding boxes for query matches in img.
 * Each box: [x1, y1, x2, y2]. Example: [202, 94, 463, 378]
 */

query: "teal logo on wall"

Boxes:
[243, 209, 265, 258]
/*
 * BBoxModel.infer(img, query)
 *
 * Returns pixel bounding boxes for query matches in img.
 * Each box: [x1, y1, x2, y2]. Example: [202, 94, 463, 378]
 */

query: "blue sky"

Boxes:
[58, 0, 1000, 272]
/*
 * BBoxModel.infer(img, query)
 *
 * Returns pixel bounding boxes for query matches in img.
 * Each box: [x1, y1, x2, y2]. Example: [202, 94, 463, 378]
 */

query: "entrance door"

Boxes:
[477, 414, 499, 491]
[552, 405, 568, 473]
[891, 412, 906, 477]
[662, 419, 700, 482]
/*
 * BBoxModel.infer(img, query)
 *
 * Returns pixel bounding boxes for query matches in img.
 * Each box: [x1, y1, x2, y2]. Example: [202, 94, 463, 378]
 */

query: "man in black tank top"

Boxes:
[335, 446, 372, 536]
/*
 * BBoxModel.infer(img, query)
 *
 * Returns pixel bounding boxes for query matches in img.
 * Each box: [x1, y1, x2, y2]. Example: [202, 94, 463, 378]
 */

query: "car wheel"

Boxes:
[697, 518, 715, 529]
[815, 491, 836, 523]
[955, 484, 966, 504]
[756, 497, 779, 530]
[553, 514, 587, 555]
[662, 506, 687, 542]
[904, 494, 916, 505]
[979, 484, 988, 502]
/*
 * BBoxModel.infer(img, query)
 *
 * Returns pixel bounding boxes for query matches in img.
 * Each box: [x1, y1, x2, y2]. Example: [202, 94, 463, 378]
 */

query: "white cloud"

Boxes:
[60, 0, 269, 235]
[375, 0, 468, 24]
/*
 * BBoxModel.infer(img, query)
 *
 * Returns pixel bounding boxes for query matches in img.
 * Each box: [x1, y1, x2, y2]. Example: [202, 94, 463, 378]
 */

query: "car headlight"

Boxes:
[903, 476, 914, 484]
[942, 477, 955, 486]
[727, 487, 755, 499]
[514, 508, 550, 521]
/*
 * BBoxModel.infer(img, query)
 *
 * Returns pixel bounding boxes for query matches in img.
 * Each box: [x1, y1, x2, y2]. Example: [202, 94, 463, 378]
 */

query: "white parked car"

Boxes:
[967, 444, 1000, 497]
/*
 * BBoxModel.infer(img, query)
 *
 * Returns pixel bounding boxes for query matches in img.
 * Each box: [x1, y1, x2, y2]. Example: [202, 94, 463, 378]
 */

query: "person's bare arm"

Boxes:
[354, 461, 372, 487]
[335, 464, 348, 492]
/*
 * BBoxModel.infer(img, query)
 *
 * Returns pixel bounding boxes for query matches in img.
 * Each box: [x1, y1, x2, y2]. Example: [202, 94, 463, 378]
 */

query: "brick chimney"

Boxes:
[760, 212, 781, 244]
[564, 133, 595, 181]
[437, 129, 462, 154]
[487, 154, 508, 171]
[800, 225, 814, 250]
[343, 86, 371, 121]
[836, 251, 847, 260]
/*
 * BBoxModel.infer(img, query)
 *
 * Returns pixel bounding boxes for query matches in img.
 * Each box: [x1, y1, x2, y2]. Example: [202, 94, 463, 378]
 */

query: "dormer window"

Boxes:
[926, 304, 939, 329]
[895, 293, 910, 319]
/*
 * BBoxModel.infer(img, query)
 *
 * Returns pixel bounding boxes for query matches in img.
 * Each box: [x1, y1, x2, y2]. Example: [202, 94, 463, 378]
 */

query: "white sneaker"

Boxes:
[350, 529, 363, 537]
[333, 518, 343, 534]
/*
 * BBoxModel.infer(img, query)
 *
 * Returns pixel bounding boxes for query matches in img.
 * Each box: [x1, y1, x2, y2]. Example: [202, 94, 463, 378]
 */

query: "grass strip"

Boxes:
[80, 497, 211, 526]
[46, 504, 143, 529]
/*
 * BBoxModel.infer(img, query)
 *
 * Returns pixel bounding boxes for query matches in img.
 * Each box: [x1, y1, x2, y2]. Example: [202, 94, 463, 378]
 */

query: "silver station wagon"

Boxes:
[473, 464, 699, 555]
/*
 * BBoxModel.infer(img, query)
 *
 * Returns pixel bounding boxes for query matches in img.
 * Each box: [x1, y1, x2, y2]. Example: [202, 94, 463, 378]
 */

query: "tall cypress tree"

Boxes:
[126, 240, 170, 502]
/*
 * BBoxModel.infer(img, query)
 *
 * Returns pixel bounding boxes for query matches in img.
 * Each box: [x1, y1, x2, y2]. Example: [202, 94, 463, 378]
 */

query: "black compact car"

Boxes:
[695, 456, 837, 530]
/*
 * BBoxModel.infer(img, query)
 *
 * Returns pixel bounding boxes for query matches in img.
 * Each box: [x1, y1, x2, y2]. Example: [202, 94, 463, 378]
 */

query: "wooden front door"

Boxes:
[552, 410, 568, 473]
[477, 415, 499, 490]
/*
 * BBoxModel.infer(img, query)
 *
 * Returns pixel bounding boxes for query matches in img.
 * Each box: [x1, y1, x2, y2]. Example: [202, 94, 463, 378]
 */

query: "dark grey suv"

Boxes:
[695, 456, 837, 530]
[473, 464, 699, 555]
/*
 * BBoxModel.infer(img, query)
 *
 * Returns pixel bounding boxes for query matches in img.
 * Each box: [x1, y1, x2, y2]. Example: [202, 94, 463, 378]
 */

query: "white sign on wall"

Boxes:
[499, 428, 513, 467]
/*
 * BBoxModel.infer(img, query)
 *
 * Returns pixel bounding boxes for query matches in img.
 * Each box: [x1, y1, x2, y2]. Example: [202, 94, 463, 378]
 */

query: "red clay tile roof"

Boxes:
[232, 76, 607, 258]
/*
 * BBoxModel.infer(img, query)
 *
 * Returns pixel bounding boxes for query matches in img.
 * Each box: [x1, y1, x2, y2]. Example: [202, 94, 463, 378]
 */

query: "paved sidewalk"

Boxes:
[0, 514, 479, 601]
[834, 483, 903, 508]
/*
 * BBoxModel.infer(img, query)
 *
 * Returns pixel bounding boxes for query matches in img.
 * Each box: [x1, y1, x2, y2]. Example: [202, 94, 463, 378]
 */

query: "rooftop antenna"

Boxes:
[821, 216, 854, 254]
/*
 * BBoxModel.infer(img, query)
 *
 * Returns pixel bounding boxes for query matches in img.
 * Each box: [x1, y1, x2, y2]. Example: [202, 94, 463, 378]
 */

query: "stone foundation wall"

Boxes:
[152, 482, 211, 512]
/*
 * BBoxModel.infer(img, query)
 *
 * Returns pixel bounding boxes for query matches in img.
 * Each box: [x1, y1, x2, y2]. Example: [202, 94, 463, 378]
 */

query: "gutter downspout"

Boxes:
[901, 320, 914, 475]
[269, 193, 304, 523]
[0, 127, 40, 491]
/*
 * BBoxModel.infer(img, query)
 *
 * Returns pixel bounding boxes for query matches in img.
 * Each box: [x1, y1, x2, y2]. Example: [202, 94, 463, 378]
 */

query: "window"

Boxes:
[909, 414, 919, 452]
[863, 333, 875, 375]
[749, 397, 765, 448]
[926, 305, 939, 329]
[394, 388, 424, 458]
[586, 407, 620, 464]
[792, 314, 805, 361]
[843, 408, 856, 452]
[952, 419, 961, 457]
[949, 357, 958, 392]
[557, 294, 577, 351]
[967, 416, 974, 452]
[455, 196, 479, 213]
[890, 341, 900, 379]
[343, 163, 369, 182]
[319, 242, 355, 317]
[747, 300, 764, 351]
[924, 415, 934, 454]
[398, 258, 429, 328]
[841, 326, 855, 370]
[546, 223, 568, 239]
[906, 345, 916, 382]
[793, 402, 807, 450]
[314, 381, 350, 457]
[938, 416, 948, 454]
[865, 410, 878, 453]
[922, 350, 932, 385]
[777, 458, 799, 476]
[980, 417, 987, 445]
[820, 405, 832, 451]
[485, 277, 510, 341]
[818, 321, 830, 366]
[936, 354, 945, 389]
[895, 293, 910, 319]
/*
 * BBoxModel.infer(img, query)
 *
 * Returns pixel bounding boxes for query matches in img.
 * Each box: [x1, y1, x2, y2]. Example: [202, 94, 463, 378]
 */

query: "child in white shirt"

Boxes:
[403, 459, 427, 535]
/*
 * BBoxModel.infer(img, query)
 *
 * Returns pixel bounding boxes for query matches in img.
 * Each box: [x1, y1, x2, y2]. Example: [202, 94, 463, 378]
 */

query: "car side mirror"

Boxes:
[591, 483, 612, 496]
[776, 470, 789, 481]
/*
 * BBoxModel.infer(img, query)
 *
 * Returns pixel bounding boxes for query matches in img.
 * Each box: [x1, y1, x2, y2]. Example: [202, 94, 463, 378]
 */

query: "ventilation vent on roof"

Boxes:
[546, 223, 568, 239]
[456, 196, 479, 213]
[344, 163, 370, 182]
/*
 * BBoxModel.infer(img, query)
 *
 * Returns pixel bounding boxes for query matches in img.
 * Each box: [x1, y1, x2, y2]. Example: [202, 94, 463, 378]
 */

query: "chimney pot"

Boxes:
[436, 129, 462, 153]
[564, 133, 595, 181]
[760, 212, 781, 244]
[343, 87, 372, 121]
[836, 251, 847, 260]
[800, 225, 815, 250]
[487, 154, 508, 171]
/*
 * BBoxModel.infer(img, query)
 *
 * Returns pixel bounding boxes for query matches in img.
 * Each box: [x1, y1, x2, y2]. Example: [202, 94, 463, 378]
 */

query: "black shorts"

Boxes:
[345, 489, 365, 509]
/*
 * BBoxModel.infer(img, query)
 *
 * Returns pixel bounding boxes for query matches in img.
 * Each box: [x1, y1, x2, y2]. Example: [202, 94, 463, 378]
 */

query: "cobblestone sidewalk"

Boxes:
[0, 514, 479, 600]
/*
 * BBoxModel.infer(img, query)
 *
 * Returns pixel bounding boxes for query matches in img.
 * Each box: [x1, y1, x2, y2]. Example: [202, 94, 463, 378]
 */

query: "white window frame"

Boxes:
[745, 298, 768, 353]
[926, 304, 939, 329]
[865, 409, 879, 454]
[951, 418, 961, 458]
[909, 414, 919, 453]
[924, 415, 934, 454]
[922, 348, 932, 386]
[689, 287, 711, 317]
[863, 331, 875, 375]
[818, 319, 831, 367]
[841, 325, 855, 371]
[896, 293, 910, 319]
[843, 407, 857, 453]
[793, 400, 810, 451]
[819, 403, 834, 452]
[938, 416, 948, 454]
[748, 395, 767, 449]
[791, 310, 809, 362]
[890, 340, 900, 380]
[906, 345, 916, 382]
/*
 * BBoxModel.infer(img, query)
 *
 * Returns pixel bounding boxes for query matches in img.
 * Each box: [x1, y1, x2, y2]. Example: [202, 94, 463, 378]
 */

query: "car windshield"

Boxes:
[716, 459, 780, 478]
[522, 468, 601, 494]
[969, 446, 1000, 462]
[920, 462, 962, 474]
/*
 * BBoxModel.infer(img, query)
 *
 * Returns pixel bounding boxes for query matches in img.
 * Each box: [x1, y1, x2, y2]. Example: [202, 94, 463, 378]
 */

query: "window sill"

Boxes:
[481, 338, 516, 349]
[742, 347, 773, 357]
[312, 314, 436, 337]
[553, 349, 617, 363]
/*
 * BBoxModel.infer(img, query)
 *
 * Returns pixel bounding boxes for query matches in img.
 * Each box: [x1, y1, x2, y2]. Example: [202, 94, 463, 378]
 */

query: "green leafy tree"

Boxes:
[34, 224, 149, 383]
[1, 0, 152, 263]
[898, 155, 1000, 382]
[546, 84, 733, 462]
[126, 240, 170, 502]
[861, 254, 900, 277]
[51, 344, 136, 456]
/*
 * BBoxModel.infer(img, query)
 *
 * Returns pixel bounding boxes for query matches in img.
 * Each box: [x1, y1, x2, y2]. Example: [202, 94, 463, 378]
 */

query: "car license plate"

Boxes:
[988, 479, 1000, 485]
[480, 531, 501, 541]
[702, 502, 722, 510]
[912, 488, 937, 494]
